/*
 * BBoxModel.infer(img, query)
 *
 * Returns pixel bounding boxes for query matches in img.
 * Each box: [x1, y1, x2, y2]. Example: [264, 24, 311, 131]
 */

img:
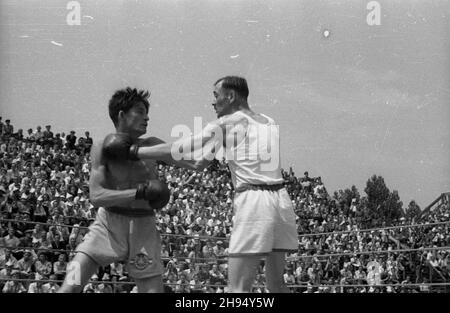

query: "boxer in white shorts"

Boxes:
[58, 87, 170, 293]
[104, 77, 298, 292]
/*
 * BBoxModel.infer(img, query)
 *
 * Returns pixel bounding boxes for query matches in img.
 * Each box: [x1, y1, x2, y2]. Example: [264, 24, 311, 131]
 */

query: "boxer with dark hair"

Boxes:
[59, 87, 170, 293]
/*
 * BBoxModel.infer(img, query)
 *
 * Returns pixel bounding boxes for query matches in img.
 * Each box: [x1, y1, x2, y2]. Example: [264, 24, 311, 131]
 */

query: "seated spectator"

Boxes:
[42, 274, 60, 293]
[182, 262, 198, 281]
[175, 273, 190, 293]
[34, 252, 52, 279]
[18, 230, 33, 249]
[31, 224, 46, 245]
[164, 273, 178, 293]
[0, 249, 18, 269]
[96, 274, 113, 293]
[3, 227, 20, 249]
[110, 261, 125, 280]
[13, 129, 24, 141]
[17, 249, 35, 280]
[53, 253, 67, 280]
[283, 267, 296, 286]
[28, 274, 48, 293]
[83, 273, 99, 293]
[50, 233, 65, 262]
[189, 273, 203, 293]
[36, 231, 52, 252]
[209, 263, 225, 285]
[2, 270, 26, 293]
[354, 266, 367, 284]
[0, 261, 14, 290]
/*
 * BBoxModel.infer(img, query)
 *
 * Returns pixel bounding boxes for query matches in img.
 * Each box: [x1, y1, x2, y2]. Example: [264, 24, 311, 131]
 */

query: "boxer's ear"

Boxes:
[118, 110, 125, 122]
[226, 89, 236, 103]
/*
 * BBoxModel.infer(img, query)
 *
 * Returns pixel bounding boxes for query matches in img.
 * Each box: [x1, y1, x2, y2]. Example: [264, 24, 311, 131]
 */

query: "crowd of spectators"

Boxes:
[0, 117, 449, 293]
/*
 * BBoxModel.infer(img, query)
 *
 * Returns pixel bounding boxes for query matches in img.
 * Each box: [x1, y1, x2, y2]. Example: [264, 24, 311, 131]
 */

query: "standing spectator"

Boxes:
[43, 125, 54, 145]
[65, 131, 77, 150]
[301, 171, 313, 194]
[84, 131, 93, 154]
[3, 119, 14, 137]
[53, 133, 63, 149]
[34, 126, 44, 144]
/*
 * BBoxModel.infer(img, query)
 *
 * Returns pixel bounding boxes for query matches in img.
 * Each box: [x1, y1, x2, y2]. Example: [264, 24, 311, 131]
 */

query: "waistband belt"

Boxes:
[235, 183, 285, 193]
[105, 206, 155, 217]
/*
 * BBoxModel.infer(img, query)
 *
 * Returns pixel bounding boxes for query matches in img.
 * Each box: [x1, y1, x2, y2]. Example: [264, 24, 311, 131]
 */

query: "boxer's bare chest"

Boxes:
[105, 159, 157, 190]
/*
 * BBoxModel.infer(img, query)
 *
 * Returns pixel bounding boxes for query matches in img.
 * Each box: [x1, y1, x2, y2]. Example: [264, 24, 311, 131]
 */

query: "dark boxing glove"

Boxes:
[102, 133, 140, 161]
[135, 180, 170, 210]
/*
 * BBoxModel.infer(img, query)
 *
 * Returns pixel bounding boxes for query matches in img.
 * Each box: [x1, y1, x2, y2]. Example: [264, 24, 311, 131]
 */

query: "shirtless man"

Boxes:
[58, 87, 170, 293]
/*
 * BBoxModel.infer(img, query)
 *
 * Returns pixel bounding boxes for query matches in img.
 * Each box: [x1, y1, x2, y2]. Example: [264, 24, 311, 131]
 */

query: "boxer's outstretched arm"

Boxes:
[138, 122, 223, 170]
[89, 143, 138, 208]
[137, 142, 211, 171]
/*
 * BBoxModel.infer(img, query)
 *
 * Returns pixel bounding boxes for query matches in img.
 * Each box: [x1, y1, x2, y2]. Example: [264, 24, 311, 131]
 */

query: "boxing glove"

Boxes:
[135, 180, 170, 210]
[102, 133, 140, 161]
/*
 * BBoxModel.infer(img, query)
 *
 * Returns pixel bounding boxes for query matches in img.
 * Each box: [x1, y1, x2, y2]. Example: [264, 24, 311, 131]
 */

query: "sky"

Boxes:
[0, 0, 449, 208]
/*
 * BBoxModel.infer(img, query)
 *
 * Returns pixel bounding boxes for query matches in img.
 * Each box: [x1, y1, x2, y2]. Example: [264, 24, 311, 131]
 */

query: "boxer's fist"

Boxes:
[102, 133, 139, 161]
[136, 180, 170, 210]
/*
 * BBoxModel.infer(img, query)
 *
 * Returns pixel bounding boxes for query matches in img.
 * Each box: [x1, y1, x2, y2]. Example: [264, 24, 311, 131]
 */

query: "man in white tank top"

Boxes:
[105, 76, 298, 292]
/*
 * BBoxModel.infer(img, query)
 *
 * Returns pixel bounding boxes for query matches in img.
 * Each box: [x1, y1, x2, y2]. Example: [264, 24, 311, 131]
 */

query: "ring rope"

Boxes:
[2, 218, 448, 242]
[1, 277, 448, 291]
[0, 244, 228, 263]
[287, 246, 450, 261]
[0, 277, 230, 289]
[283, 282, 450, 288]
[2, 244, 448, 265]
[297, 221, 450, 239]
[0, 218, 230, 241]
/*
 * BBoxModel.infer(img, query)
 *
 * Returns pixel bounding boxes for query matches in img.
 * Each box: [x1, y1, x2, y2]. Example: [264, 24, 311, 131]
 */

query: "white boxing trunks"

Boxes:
[228, 185, 298, 256]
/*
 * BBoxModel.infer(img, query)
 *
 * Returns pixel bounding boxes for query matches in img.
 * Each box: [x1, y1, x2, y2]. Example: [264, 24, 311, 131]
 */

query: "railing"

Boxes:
[419, 192, 450, 218]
